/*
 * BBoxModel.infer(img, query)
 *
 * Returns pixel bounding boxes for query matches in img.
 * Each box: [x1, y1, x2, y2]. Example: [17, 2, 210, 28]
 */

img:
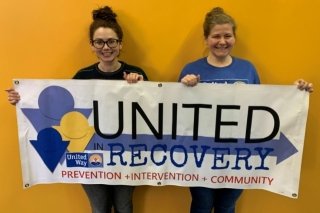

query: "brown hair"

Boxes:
[89, 6, 123, 41]
[203, 7, 236, 38]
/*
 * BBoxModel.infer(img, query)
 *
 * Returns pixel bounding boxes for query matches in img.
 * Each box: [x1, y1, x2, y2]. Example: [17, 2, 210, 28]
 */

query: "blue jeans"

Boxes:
[82, 184, 134, 213]
[190, 187, 243, 213]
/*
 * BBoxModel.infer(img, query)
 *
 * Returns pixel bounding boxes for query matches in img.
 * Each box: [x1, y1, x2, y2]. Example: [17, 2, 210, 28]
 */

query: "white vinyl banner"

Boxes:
[14, 79, 309, 198]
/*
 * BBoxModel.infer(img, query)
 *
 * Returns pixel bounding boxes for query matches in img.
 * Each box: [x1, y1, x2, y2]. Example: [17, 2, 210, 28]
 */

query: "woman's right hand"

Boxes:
[5, 88, 20, 105]
[181, 74, 200, 87]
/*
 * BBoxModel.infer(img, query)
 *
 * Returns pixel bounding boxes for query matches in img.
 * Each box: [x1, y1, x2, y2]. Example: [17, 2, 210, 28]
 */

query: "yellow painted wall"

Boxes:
[1, 0, 319, 212]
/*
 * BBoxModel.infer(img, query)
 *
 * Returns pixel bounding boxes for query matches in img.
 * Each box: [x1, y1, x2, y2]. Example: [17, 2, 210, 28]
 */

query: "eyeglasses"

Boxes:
[91, 38, 120, 49]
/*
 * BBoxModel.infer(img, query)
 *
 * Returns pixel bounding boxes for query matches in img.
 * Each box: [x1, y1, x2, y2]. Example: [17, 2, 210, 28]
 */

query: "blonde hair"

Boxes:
[203, 7, 236, 38]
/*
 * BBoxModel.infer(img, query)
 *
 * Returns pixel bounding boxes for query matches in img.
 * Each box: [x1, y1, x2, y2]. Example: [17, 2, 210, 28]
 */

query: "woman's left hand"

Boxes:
[295, 79, 314, 93]
[123, 72, 144, 83]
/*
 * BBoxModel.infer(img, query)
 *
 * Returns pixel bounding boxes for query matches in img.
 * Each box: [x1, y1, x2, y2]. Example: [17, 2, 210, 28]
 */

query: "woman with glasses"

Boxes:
[72, 6, 148, 213]
[73, 6, 148, 82]
[7, 6, 147, 213]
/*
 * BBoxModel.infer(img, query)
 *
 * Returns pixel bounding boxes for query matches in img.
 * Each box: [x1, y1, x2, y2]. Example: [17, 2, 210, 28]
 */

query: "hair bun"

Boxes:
[92, 6, 117, 22]
[211, 7, 225, 15]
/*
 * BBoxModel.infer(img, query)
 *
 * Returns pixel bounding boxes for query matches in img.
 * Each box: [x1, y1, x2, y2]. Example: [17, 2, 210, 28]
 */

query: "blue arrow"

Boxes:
[85, 132, 297, 164]
[30, 128, 69, 172]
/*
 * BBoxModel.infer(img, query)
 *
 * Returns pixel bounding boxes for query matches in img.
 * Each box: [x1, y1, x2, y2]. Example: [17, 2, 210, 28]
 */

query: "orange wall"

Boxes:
[1, 0, 319, 212]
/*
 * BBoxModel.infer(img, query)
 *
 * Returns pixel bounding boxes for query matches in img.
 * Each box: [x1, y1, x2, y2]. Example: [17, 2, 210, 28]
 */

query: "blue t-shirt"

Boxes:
[179, 57, 260, 84]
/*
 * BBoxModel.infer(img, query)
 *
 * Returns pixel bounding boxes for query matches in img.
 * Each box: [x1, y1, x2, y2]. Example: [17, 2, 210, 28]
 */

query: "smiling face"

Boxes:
[205, 23, 235, 60]
[91, 27, 122, 63]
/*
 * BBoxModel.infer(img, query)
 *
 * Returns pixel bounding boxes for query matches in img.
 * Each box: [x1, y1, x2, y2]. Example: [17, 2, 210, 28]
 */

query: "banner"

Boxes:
[14, 79, 309, 198]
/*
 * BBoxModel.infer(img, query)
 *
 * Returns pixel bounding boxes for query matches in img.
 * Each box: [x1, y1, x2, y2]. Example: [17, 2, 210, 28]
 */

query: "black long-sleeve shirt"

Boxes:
[73, 61, 148, 80]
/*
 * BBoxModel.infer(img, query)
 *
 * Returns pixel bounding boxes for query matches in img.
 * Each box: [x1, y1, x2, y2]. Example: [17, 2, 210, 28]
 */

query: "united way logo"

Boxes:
[66, 153, 103, 168]
[22, 86, 94, 172]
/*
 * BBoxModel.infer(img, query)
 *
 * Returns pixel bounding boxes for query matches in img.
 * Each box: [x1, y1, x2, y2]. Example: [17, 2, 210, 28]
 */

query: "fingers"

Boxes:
[181, 74, 200, 86]
[294, 79, 314, 93]
[123, 72, 144, 83]
[306, 82, 314, 93]
[5, 88, 20, 105]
